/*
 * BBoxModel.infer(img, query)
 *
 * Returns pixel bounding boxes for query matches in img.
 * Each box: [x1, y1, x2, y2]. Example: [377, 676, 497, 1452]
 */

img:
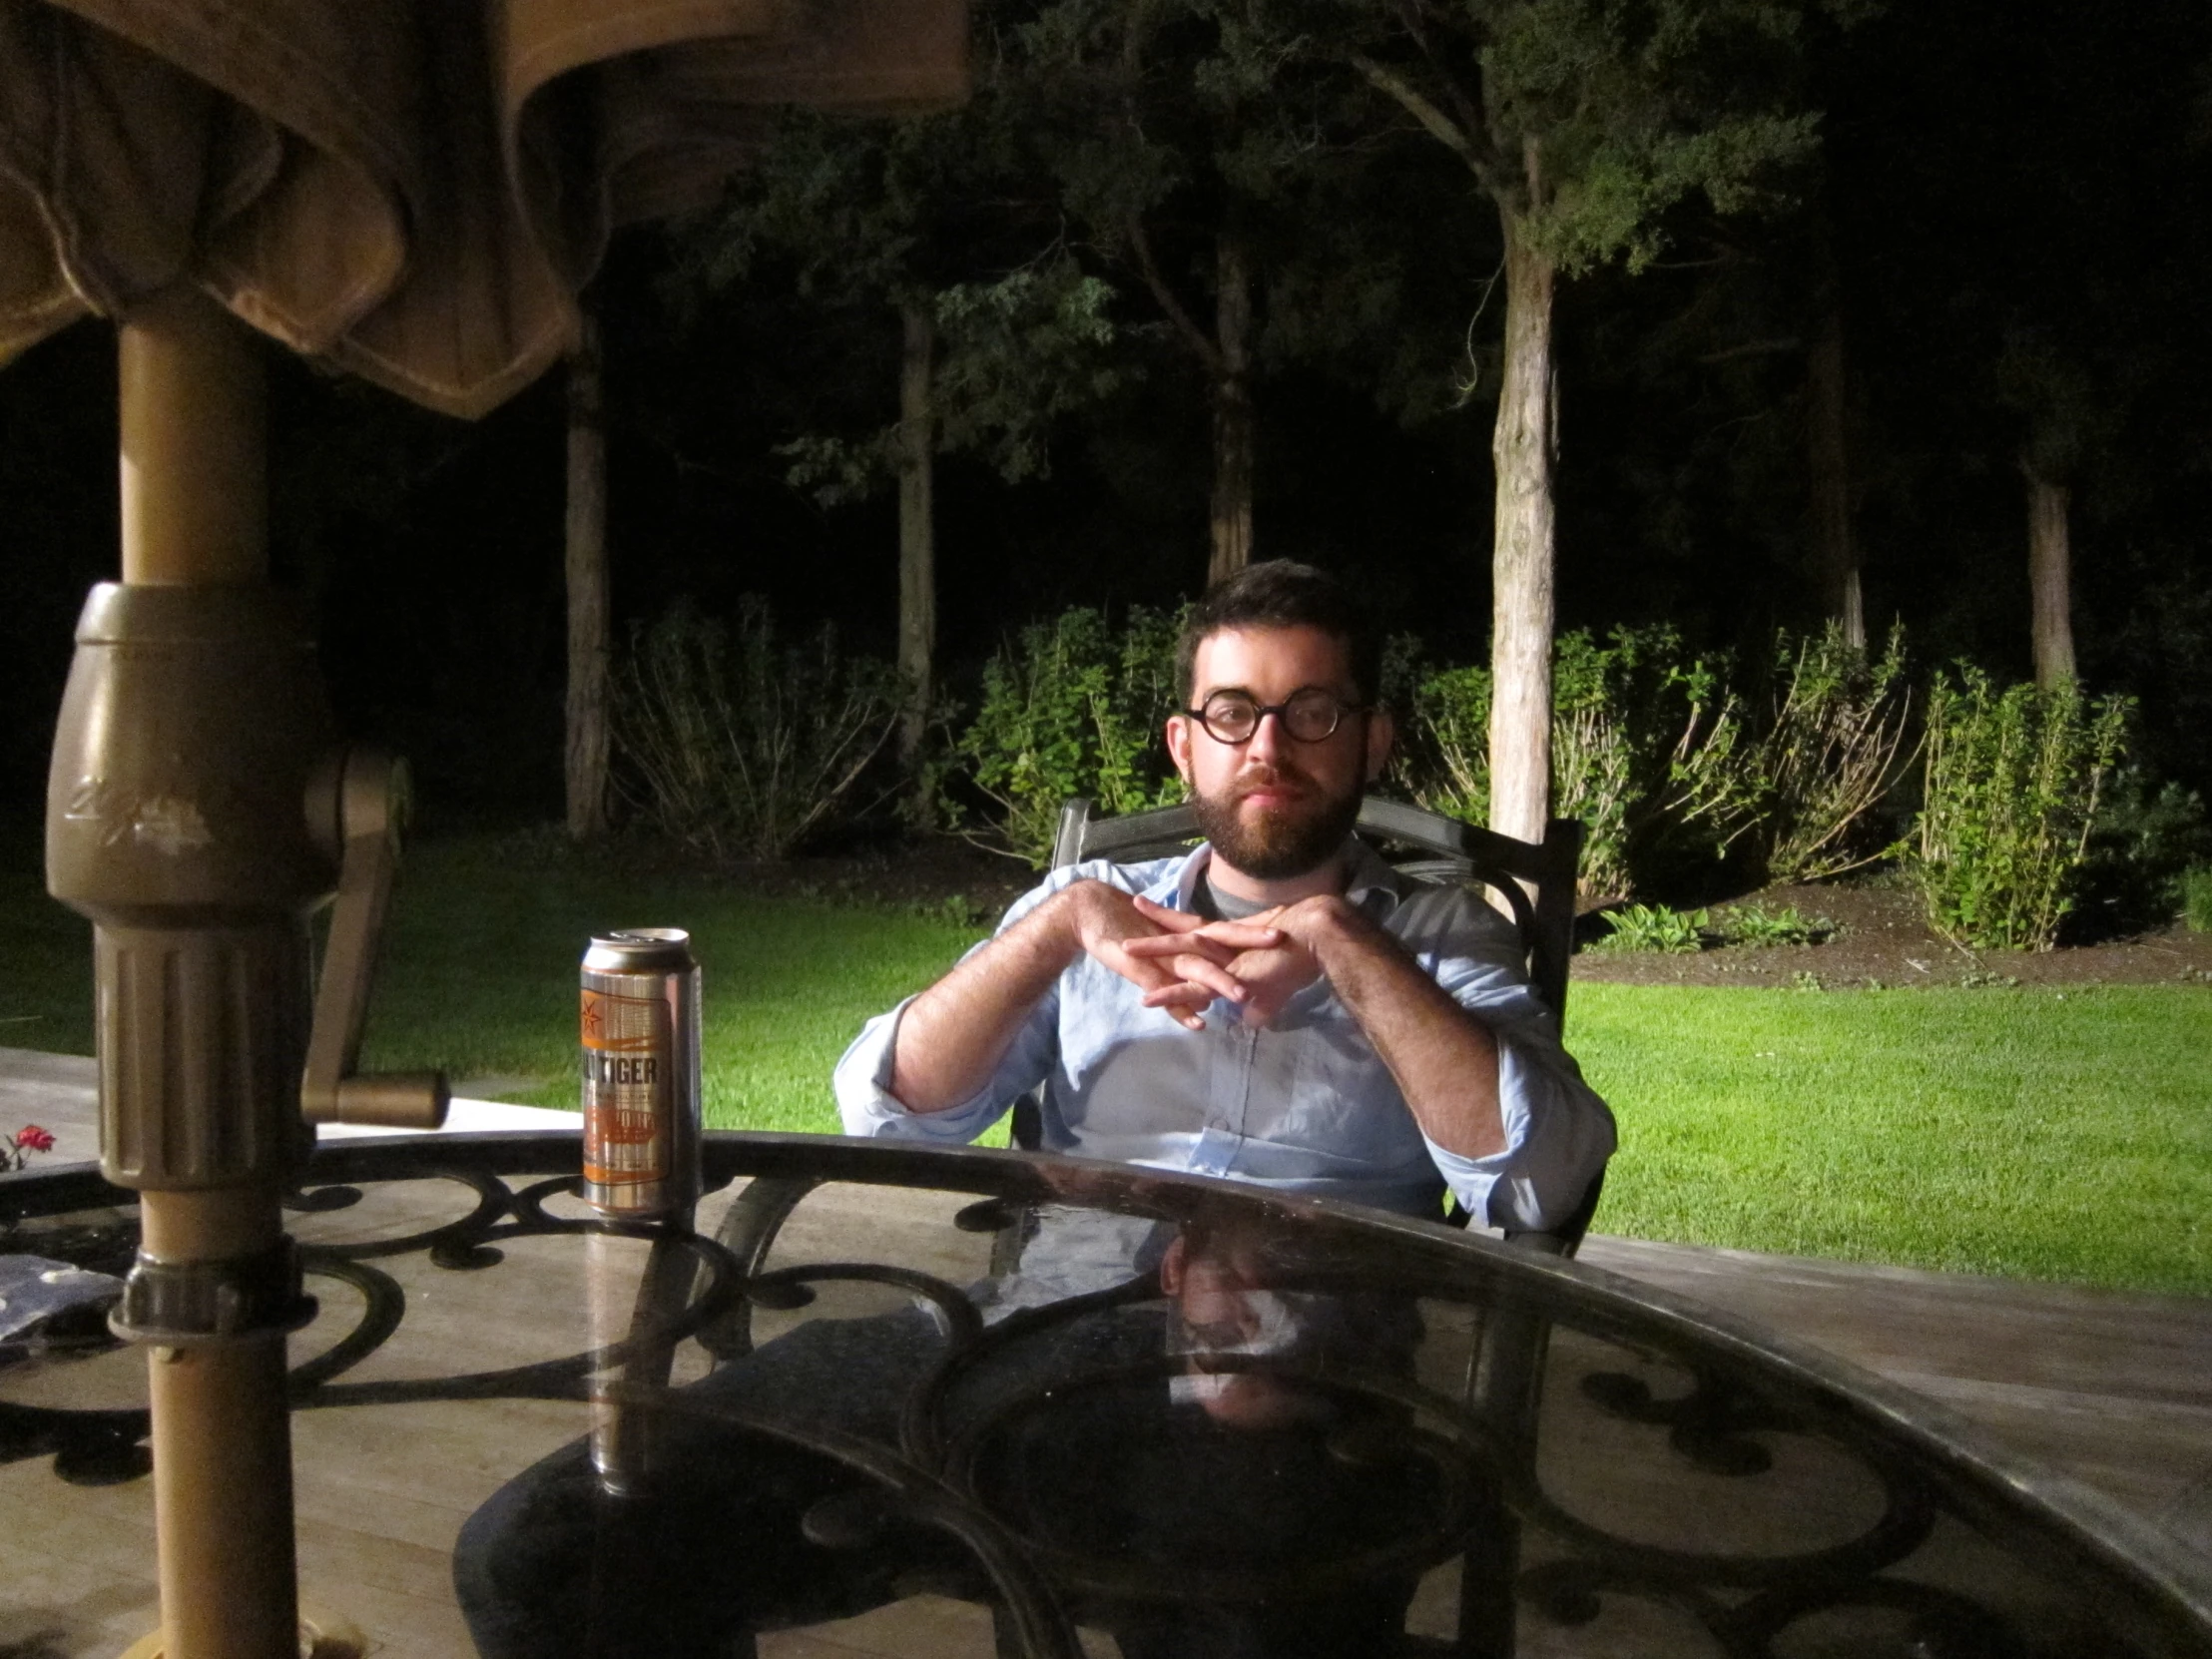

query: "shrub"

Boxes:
[1592, 903, 1710, 953]
[945, 606, 1186, 865]
[611, 599, 902, 860]
[1716, 902, 1835, 946]
[1910, 667, 2130, 950]
[1405, 662, 1492, 827]
[1670, 623, 1916, 885]
[1550, 630, 1670, 901]
[2185, 867, 2212, 934]
[1405, 627, 1728, 899]
[2075, 771, 2212, 936]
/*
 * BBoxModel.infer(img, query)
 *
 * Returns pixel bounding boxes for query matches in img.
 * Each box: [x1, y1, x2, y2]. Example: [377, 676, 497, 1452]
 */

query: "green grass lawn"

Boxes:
[0, 834, 98, 1057]
[1570, 983, 2211, 1294]
[354, 833, 993, 1136]
[0, 828, 991, 1132]
[4, 828, 2206, 1292]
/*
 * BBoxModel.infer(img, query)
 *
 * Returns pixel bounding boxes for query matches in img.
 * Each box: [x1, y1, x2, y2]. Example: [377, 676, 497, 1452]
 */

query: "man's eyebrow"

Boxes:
[1195, 683, 1348, 702]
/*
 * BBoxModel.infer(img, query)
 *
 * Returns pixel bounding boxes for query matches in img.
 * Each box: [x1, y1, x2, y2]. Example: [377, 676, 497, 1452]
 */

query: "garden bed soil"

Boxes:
[1569, 880, 2212, 989]
[744, 838, 2212, 990]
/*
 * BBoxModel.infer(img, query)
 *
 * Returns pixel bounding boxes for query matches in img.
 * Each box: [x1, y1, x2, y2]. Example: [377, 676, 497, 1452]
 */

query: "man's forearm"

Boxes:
[1304, 903, 1506, 1160]
[888, 889, 1080, 1112]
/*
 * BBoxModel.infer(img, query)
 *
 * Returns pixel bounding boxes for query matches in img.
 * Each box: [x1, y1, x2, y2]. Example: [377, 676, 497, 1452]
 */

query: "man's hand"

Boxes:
[1123, 893, 1341, 1028]
[891, 878, 1283, 1108]
[1136, 887, 1509, 1158]
[1067, 885, 1283, 1030]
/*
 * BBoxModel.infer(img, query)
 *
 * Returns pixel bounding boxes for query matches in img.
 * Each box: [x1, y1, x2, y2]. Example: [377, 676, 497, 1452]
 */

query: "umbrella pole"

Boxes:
[114, 288, 301, 1659]
[139, 1193, 300, 1659]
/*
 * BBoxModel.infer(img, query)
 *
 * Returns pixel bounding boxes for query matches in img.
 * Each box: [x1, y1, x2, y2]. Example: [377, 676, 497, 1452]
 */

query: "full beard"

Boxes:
[1188, 767, 1364, 881]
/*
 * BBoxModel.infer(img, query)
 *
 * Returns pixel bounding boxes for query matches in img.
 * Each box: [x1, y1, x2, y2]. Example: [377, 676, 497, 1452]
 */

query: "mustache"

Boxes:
[1228, 763, 1317, 800]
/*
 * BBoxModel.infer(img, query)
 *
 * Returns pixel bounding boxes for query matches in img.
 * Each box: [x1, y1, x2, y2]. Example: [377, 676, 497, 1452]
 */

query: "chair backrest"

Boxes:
[1049, 795, 1584, 1035]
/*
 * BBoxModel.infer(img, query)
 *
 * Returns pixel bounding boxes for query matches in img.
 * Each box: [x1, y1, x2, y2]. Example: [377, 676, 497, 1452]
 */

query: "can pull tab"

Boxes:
[300, 749, 449, 1131]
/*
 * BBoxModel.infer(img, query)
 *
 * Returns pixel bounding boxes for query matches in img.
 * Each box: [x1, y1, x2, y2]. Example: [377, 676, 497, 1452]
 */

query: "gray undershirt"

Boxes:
[1198, 871, 1274, 921]
[1198, 839, 1388, 920]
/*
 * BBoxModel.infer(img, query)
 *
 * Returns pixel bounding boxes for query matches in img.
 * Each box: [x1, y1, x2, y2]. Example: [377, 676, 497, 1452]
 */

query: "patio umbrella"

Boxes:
[0, 0, 965, 412]
[6, 4, 967, 1656]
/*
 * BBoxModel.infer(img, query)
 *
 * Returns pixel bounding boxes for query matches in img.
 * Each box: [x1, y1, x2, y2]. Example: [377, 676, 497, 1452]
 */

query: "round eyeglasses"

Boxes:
[1185, 689, 1368, 745]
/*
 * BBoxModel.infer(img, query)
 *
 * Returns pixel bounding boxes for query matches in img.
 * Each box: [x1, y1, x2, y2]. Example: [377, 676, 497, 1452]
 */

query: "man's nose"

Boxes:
[1244, 709, 1288, 765]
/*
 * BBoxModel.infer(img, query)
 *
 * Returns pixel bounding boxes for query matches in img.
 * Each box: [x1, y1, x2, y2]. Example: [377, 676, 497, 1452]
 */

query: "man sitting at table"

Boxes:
[834, 559, 1614, 1234]
[455, 561, 1614, 1659]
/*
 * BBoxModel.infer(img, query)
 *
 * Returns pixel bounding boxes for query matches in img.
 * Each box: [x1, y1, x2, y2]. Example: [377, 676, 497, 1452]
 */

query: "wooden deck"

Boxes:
[4, 1047, 2208, 1657]
[1576, 1234, 2212, 1558]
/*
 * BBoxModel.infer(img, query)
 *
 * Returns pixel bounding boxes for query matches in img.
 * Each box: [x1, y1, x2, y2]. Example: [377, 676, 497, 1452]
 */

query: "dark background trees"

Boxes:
[2, 0, 2206, 834]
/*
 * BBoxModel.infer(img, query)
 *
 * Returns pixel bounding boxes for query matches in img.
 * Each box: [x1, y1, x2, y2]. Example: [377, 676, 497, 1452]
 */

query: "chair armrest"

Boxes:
[1009, 1092, 1044, 1151]
[1498, 1169, 1605, 1260]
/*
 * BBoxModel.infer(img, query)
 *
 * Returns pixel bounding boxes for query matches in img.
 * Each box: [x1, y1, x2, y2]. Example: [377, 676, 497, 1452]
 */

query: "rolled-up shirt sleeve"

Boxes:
[1398, 894, 1617, 1232]
[1427, 1033, 1615, 1232]
[832, 881, 1070, 1145]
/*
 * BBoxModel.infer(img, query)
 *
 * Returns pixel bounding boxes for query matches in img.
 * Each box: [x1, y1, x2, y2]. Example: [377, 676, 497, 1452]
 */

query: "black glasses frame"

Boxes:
[1182, 690, 1370, 745]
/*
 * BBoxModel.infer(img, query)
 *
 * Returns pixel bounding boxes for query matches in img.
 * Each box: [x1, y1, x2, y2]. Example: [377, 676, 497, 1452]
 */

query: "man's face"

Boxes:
[1161, 1224, 1329, 1428]
[1166, 625, 1393, 881]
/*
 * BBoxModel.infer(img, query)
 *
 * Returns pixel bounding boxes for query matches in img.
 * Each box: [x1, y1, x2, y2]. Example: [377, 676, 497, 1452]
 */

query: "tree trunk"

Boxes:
[897, 300, 938, 765]
[1208, 231, 1256, 586]
[2024, 462, 2076, 688]
[1805, 219, 1864, 649]
[564, 306, 610, 841]
[1487, 214, 1557, 848]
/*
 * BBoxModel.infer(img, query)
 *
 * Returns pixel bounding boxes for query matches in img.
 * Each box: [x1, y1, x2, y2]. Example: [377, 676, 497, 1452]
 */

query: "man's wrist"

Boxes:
[1036, 878, 1107, 967]
[1289, 892, 1369, 958]
[1301, 894, 1435, 1006]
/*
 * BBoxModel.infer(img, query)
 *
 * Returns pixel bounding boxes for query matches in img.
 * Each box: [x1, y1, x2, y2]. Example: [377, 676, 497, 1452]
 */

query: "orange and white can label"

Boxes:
[581, 987, 670, 1190]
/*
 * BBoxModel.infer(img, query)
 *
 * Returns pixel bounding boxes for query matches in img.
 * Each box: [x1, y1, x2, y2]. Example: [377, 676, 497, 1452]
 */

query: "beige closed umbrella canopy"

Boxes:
[0, 0, 965, 416]
[10, 6, 966, 1657]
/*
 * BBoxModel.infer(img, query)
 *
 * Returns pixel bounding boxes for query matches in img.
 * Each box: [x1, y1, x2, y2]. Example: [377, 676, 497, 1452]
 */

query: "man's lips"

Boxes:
[1234, 782, 1306, 809]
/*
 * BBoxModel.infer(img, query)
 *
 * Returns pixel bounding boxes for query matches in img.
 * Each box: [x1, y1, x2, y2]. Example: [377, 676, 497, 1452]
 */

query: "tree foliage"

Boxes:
[1280, 0, 1858, 257]
[669, 89, 1124, 500]
[780, 262, 1124, 502]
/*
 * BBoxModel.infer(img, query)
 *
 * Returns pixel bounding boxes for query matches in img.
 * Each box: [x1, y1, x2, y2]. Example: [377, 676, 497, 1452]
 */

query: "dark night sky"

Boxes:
[3, 0, 2207, 821]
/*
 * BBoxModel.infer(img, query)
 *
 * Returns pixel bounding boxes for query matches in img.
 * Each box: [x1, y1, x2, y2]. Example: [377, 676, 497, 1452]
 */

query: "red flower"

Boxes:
[14, 1124, 54, 1154]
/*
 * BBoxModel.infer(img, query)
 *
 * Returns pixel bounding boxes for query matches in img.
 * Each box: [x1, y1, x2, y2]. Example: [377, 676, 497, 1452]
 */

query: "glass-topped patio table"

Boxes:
[3, 1131, 2210, 1659]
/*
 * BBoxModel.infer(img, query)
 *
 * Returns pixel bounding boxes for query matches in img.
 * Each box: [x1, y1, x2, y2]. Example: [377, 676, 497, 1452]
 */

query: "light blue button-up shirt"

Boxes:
[833, 839, 1615, 1229]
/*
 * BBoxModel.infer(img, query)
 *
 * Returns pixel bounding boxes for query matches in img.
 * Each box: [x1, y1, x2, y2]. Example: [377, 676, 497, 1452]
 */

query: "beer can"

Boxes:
[579, 928, 702, 1216]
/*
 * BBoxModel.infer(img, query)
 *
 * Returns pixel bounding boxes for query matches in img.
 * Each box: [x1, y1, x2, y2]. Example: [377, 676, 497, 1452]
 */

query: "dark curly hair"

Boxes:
[1175, 560, 1382, 707]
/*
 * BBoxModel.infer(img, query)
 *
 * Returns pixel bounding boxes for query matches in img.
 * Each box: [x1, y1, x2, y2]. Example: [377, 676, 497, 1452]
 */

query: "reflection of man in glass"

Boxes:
[968, 1215, 1445, 1659]
[458, 1210, 1441, 1659]
[1161, 1218, 1344, 1428]
[838, 559, 1613, 1234]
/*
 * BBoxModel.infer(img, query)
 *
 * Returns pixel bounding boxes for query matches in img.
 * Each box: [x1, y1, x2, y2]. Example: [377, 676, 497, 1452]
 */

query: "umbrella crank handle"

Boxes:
[300, 749, 449, 1131]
